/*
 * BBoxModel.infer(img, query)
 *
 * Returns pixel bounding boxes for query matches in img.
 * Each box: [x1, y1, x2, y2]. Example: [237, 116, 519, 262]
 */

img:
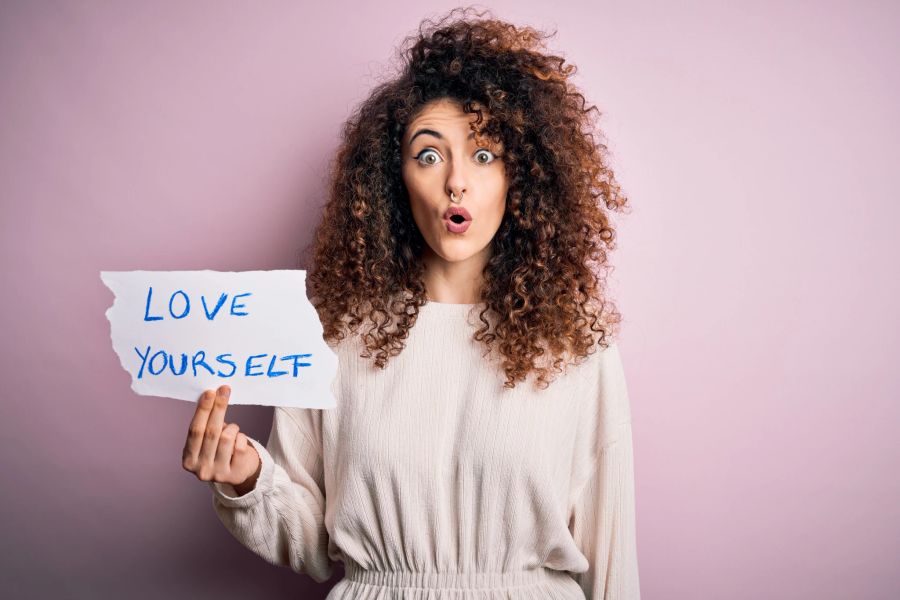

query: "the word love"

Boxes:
[143, 287, 252, 322]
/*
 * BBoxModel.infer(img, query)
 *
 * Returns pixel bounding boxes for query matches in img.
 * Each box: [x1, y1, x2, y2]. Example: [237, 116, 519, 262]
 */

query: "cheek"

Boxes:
[402, 174, 436, 232]
[487, 174, 508, 221]
[401, 168, 422, 208]
[402, 167, 433, 203]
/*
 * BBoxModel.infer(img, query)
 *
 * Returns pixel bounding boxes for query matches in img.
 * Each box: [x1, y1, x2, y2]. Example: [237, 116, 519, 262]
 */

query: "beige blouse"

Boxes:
[210, 300, 641, 599]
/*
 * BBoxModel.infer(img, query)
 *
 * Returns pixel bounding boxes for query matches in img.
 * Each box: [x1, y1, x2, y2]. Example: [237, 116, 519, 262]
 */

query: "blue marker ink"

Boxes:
[201, 293, 228, 320]
[148, 350, 168, 375]
[191, 351, 215, 376]
[266, 354, 288, 377]
[281, 353, 312, 377]
[215, 353, 237, 378]
[168, 290, 190, 319]
[135, 345, 151, 378]
[143, 288, 163, 321]
[230, 293, 252, 316]
[167, 352, 188, 376]
[245, 353, 266, 376]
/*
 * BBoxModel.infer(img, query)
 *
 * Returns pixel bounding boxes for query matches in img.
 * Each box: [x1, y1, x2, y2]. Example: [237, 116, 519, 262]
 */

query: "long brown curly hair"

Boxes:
[303, 6, 630, 390]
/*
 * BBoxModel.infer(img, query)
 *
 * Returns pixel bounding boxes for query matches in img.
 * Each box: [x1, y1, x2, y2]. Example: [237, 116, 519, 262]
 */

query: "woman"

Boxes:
[182, 7, 640, 599]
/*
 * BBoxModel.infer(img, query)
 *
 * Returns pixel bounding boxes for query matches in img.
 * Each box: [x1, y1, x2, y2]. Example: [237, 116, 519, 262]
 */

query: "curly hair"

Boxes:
[303, 6, 630, 390]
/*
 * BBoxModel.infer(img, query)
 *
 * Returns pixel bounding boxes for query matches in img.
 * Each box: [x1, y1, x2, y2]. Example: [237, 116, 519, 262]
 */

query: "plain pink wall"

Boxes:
[1, 1, 897, 598]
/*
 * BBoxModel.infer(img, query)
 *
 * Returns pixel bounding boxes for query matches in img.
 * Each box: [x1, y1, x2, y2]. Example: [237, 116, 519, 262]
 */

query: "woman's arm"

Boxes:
[568, 342, 641, 599]
[209, 407, 334, 583]
[569, 420, 641, 599]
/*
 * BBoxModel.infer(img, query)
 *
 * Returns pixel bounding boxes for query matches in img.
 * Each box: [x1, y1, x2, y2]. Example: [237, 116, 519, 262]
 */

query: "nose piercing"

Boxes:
[450, 191, 464, 203]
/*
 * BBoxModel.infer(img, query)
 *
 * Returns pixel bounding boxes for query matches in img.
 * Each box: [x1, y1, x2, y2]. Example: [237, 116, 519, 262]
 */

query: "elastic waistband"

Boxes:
[344, 561, 567, 590]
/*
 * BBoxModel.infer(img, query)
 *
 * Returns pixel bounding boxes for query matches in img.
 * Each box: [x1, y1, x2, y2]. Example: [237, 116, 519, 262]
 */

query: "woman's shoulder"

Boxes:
[577, 339, 632, 445]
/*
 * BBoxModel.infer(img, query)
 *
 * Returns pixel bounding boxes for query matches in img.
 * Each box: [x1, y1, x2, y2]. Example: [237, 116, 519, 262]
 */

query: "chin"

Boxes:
[436, 245, 486, 263]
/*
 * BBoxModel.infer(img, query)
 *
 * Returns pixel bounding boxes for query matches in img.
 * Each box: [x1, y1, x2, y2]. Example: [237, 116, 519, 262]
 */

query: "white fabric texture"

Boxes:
[210, 300, 641, 599]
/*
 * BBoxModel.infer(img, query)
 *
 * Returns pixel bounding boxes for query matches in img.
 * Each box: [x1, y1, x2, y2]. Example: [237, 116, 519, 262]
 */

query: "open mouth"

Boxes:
[443, 205, 472, 233]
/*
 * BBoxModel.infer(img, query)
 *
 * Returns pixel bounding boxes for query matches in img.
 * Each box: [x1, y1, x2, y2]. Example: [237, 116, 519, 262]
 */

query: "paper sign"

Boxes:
[100, 270, 337, 408]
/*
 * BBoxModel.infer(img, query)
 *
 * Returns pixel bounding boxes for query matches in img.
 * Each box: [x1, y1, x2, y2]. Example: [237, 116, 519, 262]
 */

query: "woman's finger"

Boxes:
[214, 422, 239, 478]
[183, 389, 215, 471]
[198, 385, 231, 472]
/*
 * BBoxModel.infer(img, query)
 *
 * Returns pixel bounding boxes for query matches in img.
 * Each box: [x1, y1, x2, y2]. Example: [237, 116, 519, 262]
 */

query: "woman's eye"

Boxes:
[415, 149, 442, 165]
[474, 149, 496, 164]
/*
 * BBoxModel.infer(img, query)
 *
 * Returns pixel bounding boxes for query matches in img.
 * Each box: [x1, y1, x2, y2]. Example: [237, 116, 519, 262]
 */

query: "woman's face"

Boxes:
[401, 98, 508, 266]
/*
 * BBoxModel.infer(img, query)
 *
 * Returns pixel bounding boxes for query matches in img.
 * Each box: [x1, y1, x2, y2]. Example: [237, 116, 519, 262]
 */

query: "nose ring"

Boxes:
[450, 191, 464, 203]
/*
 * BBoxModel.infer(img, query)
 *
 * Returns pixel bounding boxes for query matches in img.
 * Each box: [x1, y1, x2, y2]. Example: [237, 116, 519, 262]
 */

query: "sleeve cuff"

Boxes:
[208, 437, 275, 508]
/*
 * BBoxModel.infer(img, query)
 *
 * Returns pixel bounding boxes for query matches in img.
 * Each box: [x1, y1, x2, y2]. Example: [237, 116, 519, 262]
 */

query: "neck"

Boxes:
[420, 245, 489, 304]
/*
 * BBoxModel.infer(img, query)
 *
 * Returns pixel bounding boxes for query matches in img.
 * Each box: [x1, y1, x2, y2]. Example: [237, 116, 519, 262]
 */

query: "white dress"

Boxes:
[210, 300, 641, 599]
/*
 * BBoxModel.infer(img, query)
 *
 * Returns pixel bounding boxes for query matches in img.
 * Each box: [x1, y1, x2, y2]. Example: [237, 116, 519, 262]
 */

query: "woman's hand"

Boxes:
[182, 384, 261, 496]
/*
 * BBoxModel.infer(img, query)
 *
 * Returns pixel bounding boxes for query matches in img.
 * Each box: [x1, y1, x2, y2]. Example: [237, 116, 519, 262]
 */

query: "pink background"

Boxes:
[1, 1, 897, 598]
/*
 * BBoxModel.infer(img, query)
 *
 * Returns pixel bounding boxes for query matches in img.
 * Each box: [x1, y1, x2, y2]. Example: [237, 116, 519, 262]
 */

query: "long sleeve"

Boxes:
[567, 342, 641, 599]
[569, 420, 641, 599]
[208, 407, 334, 583]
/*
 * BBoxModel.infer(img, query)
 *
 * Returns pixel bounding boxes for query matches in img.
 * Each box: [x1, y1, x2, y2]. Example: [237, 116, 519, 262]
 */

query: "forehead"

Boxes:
[404, 99, 487, 142]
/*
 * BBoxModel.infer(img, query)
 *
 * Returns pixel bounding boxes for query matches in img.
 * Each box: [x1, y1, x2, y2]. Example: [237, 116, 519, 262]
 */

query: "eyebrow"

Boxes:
[408, 128, 476, 147]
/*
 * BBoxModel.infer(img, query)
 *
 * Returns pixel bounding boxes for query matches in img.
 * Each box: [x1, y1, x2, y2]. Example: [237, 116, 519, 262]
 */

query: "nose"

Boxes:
[446, 158, 468, 203]
[448, 188, 465, 203]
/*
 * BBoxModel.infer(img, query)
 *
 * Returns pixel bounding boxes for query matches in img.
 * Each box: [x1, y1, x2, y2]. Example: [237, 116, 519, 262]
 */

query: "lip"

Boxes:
[443, 206, 473, 221]
[442, 206, 473, 234]
[444, 217, 471, 233]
